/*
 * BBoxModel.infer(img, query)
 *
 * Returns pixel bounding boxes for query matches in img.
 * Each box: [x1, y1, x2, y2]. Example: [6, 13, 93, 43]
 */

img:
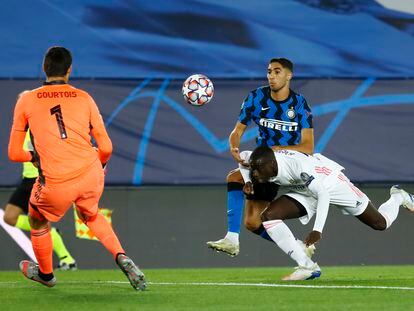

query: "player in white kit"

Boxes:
[240, 146, 414, 281]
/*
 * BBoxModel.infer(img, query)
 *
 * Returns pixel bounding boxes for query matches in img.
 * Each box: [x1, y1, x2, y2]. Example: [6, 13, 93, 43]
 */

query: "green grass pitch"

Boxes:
[0, 266, 413, 311]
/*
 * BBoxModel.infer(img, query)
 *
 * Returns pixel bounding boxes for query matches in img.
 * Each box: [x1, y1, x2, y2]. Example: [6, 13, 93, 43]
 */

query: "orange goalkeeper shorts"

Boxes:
[29, 160, 104, 222]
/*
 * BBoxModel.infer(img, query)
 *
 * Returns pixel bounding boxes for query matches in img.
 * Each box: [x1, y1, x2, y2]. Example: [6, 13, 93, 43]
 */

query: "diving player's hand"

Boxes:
[304, 230, 321, 246]
[231, 147, 249, 166]
[243, 181, 254, 195]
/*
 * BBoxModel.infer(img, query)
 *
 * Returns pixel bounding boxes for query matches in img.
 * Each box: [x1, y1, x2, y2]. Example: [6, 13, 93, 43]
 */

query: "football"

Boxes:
[182, 74, 214, 106]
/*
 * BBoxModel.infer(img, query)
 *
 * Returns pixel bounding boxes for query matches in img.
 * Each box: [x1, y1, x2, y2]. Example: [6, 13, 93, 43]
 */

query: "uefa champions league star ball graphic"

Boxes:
[182, 74, 214, 106]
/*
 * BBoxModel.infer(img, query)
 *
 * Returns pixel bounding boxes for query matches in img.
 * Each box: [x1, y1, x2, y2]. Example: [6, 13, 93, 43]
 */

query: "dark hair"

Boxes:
[269, 58, 293, 72]
[43, 46, 72, 77]
[250, 146, 275, 168]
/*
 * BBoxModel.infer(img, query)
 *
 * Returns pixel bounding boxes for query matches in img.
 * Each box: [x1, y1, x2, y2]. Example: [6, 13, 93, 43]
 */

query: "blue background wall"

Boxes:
[1, 78, 413, 185]
[1, 0, 414, 78]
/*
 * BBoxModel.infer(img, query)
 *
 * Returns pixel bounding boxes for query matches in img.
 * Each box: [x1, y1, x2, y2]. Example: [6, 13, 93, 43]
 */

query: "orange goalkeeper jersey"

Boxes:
[8, 82, 112, 184]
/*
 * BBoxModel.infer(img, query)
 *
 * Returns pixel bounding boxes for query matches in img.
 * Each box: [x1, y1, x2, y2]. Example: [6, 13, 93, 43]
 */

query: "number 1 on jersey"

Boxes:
[50, 105, 67, 139]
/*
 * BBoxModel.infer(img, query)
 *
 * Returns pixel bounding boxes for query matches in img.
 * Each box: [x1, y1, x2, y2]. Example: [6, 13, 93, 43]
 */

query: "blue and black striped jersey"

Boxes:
[239, 86, 312, 147]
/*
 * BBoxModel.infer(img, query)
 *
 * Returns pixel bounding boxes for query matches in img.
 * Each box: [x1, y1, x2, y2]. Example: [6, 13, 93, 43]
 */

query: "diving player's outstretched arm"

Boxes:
[304, 176, 330, 246]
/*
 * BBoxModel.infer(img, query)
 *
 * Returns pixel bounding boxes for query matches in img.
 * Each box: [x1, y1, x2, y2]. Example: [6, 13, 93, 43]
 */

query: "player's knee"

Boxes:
[244, 216, 261, 232]
[77, 210, 98, 224]
[226, 169, 243, 183]
[370, 219, 387, 231]
[260, 209, 272, 222]
[3, 213, 17, 226]
[28, 214, 48, 230]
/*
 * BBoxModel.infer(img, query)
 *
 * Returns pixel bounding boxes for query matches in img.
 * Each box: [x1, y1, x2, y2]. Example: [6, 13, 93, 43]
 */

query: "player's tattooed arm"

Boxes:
[229, 122, 248, 163]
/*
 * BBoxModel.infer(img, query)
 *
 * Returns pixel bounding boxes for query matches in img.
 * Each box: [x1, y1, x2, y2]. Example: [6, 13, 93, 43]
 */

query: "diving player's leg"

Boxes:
[261, 195, 321, 281]
[390, 185, 414, 212]
[206, 169, 244, 256]
[356, 202, 387, 230]
[356, 185, 414, 230]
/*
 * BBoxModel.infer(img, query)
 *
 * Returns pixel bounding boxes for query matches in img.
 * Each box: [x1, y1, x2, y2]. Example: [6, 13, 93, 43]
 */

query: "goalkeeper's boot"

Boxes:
[19, 260, 57, 287]
[282, 263, 321, 281]
[206, 238, 239, 257]
[296, 239, 316, 258]
[116, 254, 146, 291]
[390, 185, 414, 212]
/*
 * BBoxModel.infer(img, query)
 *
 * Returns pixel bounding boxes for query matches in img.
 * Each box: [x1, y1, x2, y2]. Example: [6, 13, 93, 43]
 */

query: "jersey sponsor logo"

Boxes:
[37, 91, 77, 99]
[261, 107, 270, 111]
[259, 118, 298, 131]
[286, 108, 296, 119]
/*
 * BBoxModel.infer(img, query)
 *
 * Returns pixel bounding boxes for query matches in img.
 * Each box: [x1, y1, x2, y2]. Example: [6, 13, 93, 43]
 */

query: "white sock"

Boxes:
[263, 220, 315, 268]
[225, 231, 239, 244]
[378, 194, 402, 229]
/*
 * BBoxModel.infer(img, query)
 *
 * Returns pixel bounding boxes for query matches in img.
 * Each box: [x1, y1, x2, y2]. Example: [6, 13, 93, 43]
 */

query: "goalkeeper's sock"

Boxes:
[252, 224, 274, 242]
[31, 226, 54, 274]
[50, 227, 75, 263]
[227, 182, 244, 237]
[85, 213, 124, 259]
[15, 214, 31, 231]
[263, 220, 314, 268]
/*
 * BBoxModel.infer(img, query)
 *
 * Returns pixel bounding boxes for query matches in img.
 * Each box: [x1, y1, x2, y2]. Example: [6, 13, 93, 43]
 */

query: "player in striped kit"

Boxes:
[240, 147, 414, 281]
[207, 58, 314, 257]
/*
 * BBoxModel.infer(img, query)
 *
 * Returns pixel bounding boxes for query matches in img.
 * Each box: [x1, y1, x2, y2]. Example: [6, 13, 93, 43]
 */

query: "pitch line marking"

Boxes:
[151, 281, 414, 291]
[1, 280, 413, 291]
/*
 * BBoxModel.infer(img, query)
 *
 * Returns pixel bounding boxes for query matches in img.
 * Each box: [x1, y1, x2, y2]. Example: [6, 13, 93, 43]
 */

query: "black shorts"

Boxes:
[8, 177, 37, 214]
[245, 182, 280, 202]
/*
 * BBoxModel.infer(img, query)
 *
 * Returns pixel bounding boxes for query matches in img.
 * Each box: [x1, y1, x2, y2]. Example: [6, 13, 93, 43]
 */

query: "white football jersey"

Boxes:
[239, 150, 344, 194]
[239, 150, 365, 233]
[270, 150, 344, 196]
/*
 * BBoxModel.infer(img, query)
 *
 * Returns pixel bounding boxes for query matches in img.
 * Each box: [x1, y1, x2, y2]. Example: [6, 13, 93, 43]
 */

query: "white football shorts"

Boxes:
[284, 172, 370, 225]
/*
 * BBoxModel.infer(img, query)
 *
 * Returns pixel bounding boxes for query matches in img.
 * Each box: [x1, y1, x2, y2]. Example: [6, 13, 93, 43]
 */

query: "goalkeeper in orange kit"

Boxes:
[8, 46, 145, 290]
